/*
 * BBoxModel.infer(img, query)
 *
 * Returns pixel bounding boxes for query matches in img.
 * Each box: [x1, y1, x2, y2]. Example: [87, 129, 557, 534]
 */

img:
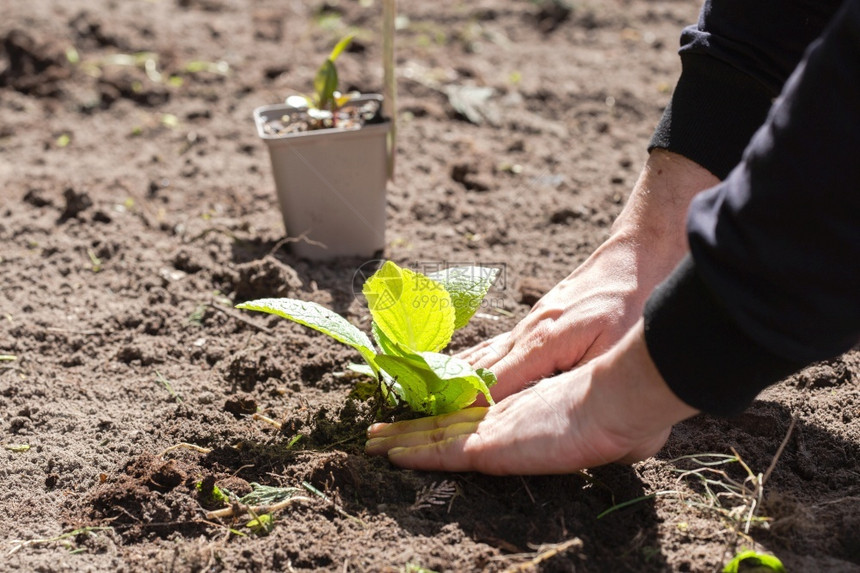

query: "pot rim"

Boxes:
[254, 94, 388, 140]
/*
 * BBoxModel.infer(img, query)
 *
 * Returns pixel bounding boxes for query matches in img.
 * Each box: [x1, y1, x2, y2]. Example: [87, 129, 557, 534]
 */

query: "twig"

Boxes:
[497, 538, 584, 572]
[183, 226, 238, 244]
[45, 327, 100, 335]
[321, 432, 367, 451]
[519, 476, 536, 505]
[253, 412, 282, 431]
[155, 370, 182, 402]
[205, 495, 314, 520]
[159, 443, 213, 459]
[810, 495, 860, 510]
[8, 527, 113, 556]
[231, 464, 255, 478]
[762, 415, 797, 486]
[207, 302, 273, 334]
[671, 450, 775, 535]
[302, 481, 365, 527]
[266, 232, 327, 257]
[597, 490, 682, 519]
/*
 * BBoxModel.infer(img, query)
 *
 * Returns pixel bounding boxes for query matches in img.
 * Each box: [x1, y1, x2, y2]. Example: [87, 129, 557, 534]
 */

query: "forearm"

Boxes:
[645, 0, 860, 417]
[610, 149, 719, 275]
[591, 320, 699, 443]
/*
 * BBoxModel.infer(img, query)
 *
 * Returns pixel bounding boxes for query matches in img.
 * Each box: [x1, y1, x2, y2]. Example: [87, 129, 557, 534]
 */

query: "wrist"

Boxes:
[611, 149, 720, 264]
[591, 320, 699, 440]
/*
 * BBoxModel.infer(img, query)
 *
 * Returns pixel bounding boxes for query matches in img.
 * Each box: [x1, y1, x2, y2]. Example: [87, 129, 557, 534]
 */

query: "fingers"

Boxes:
[365, 408, 489, 463]
[455, 332, 511, 367]
[386, 434, 480, 473]
[366, 419, 482, 456]
[367, 407, 488, 439]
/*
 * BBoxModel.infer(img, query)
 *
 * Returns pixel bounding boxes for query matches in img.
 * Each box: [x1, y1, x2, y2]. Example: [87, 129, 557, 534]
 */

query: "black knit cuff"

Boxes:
[648, 54, 776, 180]
[643, 256, 805, 417]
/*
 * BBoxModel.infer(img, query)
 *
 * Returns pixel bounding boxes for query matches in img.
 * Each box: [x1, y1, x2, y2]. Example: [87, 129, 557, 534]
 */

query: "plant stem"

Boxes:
[252, 412, 282, 430]
[155, 370, 182, 402]
[159, 442, 213, 458]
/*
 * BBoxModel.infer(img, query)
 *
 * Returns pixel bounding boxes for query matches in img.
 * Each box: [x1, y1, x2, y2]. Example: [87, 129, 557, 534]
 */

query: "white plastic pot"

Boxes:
[254, 98, 390, 260]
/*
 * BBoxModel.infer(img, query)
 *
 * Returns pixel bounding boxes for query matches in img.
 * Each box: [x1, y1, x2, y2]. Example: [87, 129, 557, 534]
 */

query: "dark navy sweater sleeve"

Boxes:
[644, 0, 860, 417]
[649, 0, 842, 179]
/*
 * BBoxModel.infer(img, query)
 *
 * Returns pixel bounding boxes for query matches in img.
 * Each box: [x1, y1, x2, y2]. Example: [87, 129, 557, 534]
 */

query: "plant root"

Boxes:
[205, 495, 314, 520]
[495, 537, 584, 572]
[159, 442, 213, 459]
[252, 412, 282, 430]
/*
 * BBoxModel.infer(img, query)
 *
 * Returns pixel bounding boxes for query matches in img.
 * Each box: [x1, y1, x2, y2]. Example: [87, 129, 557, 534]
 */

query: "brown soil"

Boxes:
[1, 0, 858, 571]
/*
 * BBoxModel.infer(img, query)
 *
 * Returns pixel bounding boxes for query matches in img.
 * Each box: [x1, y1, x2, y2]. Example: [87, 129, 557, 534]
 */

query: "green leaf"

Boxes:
[476, 368, 498, 390]
[371, 321, 411, 357]
[313, 59, 339, 110]
[347, 363, 376, 377]
[312, 34, 354, 109]
[236, 298, 377, 370]
[375, 351, 494, 415]
[328, 33, 354, 62]
[363, 261, 455, 353]
[723, 551, 785, 573]
[246, 513, 274, 536]
[427, 266, 499, 330]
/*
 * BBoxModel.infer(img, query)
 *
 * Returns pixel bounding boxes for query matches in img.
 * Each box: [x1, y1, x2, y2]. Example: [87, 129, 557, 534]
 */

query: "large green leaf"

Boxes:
[363, 261, 455, 353]
[427, 266, 499, 330]
[371, 321, 410, 358]
[236, 298, 377, 370]
[375, 351, 495, 415]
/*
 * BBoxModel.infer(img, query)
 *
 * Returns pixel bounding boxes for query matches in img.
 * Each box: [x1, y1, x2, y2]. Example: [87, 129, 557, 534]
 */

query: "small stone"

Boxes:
[224, 396, 257, 418]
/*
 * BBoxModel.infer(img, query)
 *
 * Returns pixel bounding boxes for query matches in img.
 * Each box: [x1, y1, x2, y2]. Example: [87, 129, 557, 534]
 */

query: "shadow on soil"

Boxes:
[75, 389, 860, 570]
[657, 396, 860, 569]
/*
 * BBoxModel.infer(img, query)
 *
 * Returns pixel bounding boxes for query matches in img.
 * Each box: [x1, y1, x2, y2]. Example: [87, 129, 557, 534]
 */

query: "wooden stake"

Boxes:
[383, 0, 397, 181]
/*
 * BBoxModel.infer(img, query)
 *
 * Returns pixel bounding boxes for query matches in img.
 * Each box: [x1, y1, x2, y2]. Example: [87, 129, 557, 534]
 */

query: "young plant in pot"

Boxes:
[254, 34, 391, 260]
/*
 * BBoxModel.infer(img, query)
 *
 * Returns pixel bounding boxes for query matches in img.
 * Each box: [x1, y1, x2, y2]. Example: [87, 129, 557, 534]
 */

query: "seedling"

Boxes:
[245, 513, 274, 536]
[8, 527, 113, 556]
[283, 34, 367, 130]
[237, 261, 499, 416]
[723, 550, 785, 573]
[195, 479, 229, 507]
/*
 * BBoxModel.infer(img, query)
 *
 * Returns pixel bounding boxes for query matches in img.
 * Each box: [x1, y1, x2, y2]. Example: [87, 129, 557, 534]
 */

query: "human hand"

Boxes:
[366, 321, 698, 474]
[460, 150, 719, 402]
[460, 233, 674, 402]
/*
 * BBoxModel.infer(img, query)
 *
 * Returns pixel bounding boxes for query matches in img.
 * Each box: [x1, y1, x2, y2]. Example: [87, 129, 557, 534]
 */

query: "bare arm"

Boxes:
[462, 149, 718, 401]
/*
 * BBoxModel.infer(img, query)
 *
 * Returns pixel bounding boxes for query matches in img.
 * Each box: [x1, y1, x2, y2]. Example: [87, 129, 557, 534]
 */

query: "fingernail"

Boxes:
[367, 423, 388, 438]
[387, 447, 406, 457]
[365, 437, 384, 454]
